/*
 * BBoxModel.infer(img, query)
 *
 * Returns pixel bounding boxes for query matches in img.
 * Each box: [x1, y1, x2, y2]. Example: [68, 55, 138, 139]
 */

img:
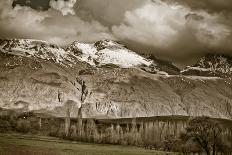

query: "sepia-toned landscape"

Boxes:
[0, 0, 232, 155]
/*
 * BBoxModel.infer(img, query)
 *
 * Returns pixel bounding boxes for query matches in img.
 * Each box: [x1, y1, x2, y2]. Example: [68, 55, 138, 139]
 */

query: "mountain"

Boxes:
[0, 39, 232, 119]
[67, 39, 152, 68]
[145, 55, 180, 75]
[0, 39, 176, 75]
[66, 39, 178, 75]
[181, 54, 232, 78]
[0, 39, 67, 63]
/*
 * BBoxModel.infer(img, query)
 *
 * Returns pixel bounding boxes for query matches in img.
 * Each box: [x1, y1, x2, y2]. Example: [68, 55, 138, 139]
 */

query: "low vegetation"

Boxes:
[0, 110, 231, 155]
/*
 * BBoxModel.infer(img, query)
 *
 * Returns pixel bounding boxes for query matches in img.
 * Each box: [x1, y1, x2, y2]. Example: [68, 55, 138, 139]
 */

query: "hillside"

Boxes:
[0, 39, 232, 119]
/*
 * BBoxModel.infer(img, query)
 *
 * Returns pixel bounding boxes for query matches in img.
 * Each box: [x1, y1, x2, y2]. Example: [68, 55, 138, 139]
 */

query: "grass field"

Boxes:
[0, 133, 179, 155]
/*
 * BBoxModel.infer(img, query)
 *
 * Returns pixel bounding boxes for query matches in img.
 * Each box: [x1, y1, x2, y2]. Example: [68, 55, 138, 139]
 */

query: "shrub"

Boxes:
[0, 120, 12, 132]
[16, 119, 31, 133]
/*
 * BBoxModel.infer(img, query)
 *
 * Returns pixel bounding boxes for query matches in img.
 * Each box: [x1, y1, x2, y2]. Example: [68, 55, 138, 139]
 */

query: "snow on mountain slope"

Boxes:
[67, 39, 153, 68]
[0, 39, 179, 76]
[0, 39, 72, 66]
[182, 54, 232, 78]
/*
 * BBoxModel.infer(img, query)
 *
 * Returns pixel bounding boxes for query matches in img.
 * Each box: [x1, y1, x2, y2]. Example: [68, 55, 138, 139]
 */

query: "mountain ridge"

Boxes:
[0, 38, 232, 119]
[2, 38, 231, 78]
[181, 53, 232, 78]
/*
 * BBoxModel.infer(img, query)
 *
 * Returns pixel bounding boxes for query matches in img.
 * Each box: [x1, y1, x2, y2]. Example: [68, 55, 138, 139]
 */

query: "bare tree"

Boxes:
[76, 79, 88, 139]
[64, 103, 71, 137]
[64, 100, 76, 137]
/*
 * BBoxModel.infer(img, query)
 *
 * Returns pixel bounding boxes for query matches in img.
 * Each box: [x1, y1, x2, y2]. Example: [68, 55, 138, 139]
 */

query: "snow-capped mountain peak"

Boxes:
[94, 39, 125, 51]
[0, 38, 180, 75]
[0, 39, 69, 64]
[67, 39, 153, 68]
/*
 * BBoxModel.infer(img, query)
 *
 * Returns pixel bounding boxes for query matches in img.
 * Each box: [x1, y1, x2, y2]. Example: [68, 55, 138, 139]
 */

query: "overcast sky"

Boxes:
[0, 0, 232, 65]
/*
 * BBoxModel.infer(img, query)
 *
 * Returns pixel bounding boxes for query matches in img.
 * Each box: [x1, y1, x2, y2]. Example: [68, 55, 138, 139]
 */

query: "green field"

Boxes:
[0, 134, 178, 155]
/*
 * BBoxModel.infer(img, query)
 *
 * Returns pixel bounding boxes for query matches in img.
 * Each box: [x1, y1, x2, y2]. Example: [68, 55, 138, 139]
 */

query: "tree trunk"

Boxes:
[212, 129, 217, 155]
[212, 143, 216, 155]
[65, 108, 71, 137]
[76, 107, 83, 139]
[205, 149, 210, 155]
[38, 117, 42, 130]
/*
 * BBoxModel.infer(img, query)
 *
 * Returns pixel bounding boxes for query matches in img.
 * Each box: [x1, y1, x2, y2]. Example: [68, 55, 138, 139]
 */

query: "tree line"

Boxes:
[0, 112, 231, 155]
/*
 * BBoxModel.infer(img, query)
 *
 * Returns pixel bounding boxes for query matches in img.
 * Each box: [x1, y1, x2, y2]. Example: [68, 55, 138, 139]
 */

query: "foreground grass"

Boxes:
[0, 133, 178, 155]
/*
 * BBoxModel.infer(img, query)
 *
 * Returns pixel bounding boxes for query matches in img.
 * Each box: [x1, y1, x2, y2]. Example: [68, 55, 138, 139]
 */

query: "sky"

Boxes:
[0, 0, 232, 65]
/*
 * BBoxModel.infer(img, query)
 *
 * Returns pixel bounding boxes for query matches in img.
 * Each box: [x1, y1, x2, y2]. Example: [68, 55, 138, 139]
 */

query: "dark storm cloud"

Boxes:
[75, 0, 146, 26]
[12, 0, 50, 11]
[0, 0, 232, 65]
[74, 0, 232, 64]
[110, 0, 232, 63]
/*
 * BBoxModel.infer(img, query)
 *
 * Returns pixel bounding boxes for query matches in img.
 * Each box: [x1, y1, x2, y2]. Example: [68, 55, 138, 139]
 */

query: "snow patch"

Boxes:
[0, 39, 71, 66]
[68, 40, 153, 68]
[181, 66, 211, 73]
[97, 48, 152, 68]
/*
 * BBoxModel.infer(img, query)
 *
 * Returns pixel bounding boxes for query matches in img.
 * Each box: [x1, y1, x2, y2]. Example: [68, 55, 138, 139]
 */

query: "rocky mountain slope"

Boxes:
[0, 39, 232, 119]
[181, 54, 232, 78]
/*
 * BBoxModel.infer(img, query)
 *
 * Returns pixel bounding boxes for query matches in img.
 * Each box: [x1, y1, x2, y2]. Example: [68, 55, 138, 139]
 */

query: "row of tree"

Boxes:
[60, 116, 232, 155]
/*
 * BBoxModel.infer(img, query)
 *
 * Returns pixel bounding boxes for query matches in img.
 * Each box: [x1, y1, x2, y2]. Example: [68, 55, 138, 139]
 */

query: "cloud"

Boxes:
[49, 0, 77, 15]
[161, 0, 232, 13]
[185, 12, 232, 50]
[75, 0, 146, 26]
[112, 0, 232, 63]
[113, 2, 186, 49]
[0, 0, 114, 46]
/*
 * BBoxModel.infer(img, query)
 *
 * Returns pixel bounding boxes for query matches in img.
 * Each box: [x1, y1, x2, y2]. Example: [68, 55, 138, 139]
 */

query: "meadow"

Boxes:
[0, 133, 178, 155]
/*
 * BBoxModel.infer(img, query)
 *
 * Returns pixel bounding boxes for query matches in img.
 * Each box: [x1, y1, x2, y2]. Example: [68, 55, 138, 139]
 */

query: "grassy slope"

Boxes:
[0, 134, 178, 155]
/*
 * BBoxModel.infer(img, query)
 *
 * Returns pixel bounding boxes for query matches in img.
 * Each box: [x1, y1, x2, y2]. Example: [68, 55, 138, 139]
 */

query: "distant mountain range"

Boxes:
[0, 39, 231, 119]
[181, 54, 232, 78]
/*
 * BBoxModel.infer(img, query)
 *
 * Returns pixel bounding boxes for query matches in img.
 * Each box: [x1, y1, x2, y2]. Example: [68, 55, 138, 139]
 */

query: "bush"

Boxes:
[16, 119, 31, 133]
[163, 135, 184, 152]
[0, 120, 12, 132]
